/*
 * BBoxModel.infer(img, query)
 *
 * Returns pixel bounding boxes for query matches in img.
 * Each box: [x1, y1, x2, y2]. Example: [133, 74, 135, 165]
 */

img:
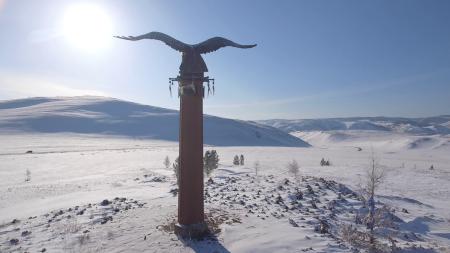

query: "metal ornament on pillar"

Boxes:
[115, 32, 256, 237]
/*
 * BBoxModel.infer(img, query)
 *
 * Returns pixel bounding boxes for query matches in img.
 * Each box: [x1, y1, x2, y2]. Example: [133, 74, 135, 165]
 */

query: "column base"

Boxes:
[175, 222, 208, 239]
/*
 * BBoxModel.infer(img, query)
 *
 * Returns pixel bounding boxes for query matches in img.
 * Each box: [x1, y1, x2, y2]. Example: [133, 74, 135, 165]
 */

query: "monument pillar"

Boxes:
[115, 31, 255, 238]
[177, 73, 206, 235]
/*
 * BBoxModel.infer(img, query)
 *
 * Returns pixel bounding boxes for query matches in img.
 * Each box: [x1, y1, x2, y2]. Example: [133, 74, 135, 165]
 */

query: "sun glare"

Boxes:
[62, 4, 113, 51]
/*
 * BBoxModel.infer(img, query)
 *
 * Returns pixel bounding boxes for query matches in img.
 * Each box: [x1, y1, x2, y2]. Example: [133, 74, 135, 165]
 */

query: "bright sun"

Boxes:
[62, 4, 113, 51]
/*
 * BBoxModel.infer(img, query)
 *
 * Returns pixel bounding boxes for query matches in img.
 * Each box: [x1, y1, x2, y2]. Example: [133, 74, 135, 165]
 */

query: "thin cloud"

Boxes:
[206, 69, 446, 110]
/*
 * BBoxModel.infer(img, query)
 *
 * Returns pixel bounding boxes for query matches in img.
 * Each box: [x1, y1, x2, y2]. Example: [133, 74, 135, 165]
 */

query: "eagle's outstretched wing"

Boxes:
[194, 37, 256, 54]
[114, 32, 190, 53]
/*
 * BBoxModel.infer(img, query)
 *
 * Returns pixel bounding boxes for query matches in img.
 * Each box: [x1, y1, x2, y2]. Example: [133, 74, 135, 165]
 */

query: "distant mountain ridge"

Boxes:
[258, 116, 450, 135]
[0, 96, 310, 147]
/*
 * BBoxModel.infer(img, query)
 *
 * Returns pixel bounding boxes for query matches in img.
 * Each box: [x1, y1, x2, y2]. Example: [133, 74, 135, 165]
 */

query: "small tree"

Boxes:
[25, 169, 31, 182]
[320, 158, 326, 166]
[320, 158, 331, 166]
[239, 154, 245, 165]
[211, 150, 219, 167]
[364, 151, 385, 245]
[287, 160, 299, 179]
[233, 155, 240, 165]
[254, 160, 260, 177]
[204, 150, 219, 177]
[172, 157, 179, 185]
[163, 156, 170, 169]
[209, 150, 219, 165]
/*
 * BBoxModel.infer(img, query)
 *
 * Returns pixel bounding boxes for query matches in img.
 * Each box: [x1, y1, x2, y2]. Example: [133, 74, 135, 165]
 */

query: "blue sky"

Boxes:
[0, 0, 449, 120]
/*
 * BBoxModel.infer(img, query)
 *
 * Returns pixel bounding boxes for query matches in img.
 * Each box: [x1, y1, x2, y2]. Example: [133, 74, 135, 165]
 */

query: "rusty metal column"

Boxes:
[176, 73, 207, 236]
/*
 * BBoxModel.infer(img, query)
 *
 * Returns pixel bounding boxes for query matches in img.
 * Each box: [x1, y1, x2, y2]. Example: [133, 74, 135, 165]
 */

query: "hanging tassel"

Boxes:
[169, 83, 172, 97]
[212, 80, 215, 95]
[207, 81, 211, 96]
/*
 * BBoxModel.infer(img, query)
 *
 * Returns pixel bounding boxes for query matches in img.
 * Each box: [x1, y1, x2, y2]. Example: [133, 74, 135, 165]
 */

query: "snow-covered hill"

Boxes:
[259, 116, 450, 135]
[292, 130, 450, 152]
[0, 96, 310, 147]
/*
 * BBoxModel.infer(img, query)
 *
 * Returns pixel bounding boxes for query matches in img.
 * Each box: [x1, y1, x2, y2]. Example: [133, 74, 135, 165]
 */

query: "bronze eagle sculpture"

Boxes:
[115, 32, 256, 74]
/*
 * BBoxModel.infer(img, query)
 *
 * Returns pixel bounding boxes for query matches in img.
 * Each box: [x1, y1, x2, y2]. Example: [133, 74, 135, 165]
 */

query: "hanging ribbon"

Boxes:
[207, 81, 211, 96]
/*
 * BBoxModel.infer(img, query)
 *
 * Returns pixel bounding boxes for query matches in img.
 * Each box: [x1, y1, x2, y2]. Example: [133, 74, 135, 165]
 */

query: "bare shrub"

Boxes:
[173, 157, 179, 185]
[106, 230, 114, 239]
[61, 219, 82, 234]
[339, 223, 383, 250]
[341, 223, 364, 245]
[25, 169, 31, 182]
[77, 233, 90, 245]
[287, 159, 299, 179]
[164, 156, 170, 169]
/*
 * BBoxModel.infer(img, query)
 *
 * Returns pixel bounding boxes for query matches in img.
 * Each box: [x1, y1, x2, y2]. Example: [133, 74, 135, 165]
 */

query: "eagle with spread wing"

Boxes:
[115, 32, 256, 74]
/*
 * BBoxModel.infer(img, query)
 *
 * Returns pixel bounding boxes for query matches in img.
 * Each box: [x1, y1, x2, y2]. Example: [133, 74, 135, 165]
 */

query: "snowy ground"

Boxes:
[0, 133, 449, 252]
